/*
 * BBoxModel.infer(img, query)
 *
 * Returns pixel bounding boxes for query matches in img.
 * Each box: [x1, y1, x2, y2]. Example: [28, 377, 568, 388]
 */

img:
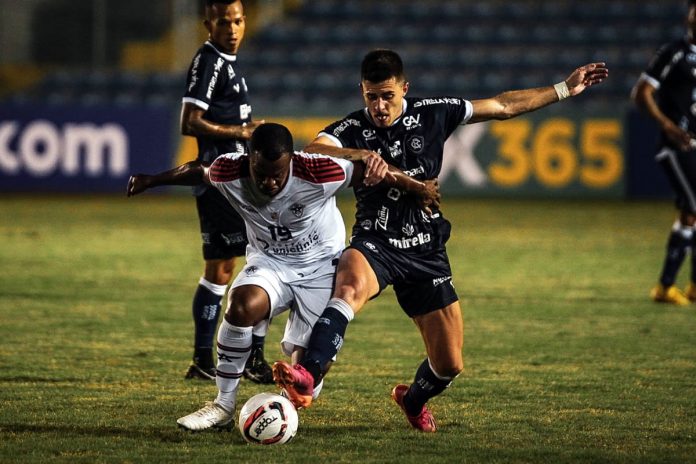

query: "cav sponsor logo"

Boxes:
[408, 135, 425, 154]
[245, 265, 259, 275]
[362, 129, 376, 140]
[0, 120, 128, 177]
[289, 203, 305, 218]
[402, 114, 421, 129]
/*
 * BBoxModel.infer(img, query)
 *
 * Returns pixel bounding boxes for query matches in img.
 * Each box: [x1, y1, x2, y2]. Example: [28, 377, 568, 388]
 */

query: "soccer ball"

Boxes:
[238, 392, 299, 445]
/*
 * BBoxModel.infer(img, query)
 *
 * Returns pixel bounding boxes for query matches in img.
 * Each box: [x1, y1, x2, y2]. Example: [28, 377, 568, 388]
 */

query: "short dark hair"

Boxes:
[206, 0, 238, 6]
[361, 49, 406, 83]
[250, 123, 293, 161]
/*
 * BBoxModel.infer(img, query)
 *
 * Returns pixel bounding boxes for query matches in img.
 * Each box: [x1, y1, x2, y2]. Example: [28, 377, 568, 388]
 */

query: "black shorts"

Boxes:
[657, 147, 696, 214]
[348, 234, 458, 317]
[196, 187, 247, 260]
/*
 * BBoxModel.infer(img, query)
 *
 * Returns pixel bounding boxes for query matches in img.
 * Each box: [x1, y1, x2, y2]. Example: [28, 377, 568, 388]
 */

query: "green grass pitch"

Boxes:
[1, 194, 695, 463]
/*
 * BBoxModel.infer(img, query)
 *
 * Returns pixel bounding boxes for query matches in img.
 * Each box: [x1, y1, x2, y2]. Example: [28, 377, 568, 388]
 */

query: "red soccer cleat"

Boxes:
[272, 361, 314, 409]
[391, 384, 437, 433]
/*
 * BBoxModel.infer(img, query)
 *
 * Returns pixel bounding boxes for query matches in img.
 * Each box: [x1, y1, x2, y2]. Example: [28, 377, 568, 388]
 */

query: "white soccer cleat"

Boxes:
[176, 402, 234, 431]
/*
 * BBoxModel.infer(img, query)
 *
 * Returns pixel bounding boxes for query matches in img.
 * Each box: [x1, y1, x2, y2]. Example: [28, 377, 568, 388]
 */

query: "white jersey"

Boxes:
[208, 151, 354, 268]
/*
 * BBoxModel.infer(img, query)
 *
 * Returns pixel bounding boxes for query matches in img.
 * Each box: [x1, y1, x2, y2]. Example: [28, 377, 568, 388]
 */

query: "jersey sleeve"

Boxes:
[183, 49, 223, 111]
[445, 98, 474, 135]
[642, 42, 678, 90]
[208, 153, 247, 186]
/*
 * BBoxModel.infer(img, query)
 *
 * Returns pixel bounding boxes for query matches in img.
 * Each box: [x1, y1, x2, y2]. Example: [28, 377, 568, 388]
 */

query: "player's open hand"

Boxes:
[419, 179, 441, 216]
[239, 120, 266, 139]
[565, 62, 609, 96]
[362, 151, 389, 186]
[127, 175, 151, 197]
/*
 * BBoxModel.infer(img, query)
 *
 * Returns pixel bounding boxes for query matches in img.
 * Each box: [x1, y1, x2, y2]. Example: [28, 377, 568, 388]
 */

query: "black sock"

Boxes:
[192, 282, 223, 368]
[660, 228, 691, 287]
[302, 306, 350, 386]
[251, 334, 265, 351]
[404, 358, 452, 416]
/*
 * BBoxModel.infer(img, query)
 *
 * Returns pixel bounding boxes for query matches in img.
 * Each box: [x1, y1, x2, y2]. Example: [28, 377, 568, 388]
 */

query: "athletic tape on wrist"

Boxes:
[554, 81, 570, 101]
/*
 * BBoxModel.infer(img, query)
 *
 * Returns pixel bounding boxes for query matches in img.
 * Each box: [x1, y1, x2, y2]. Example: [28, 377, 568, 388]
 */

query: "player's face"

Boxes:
[361, 77, 409, 128]
[250, 152, 291, 197]
[205, 1, 246, 54]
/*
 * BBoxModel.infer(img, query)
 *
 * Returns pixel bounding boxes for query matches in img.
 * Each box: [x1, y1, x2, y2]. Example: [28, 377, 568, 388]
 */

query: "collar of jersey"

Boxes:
[204, 41, 237, 61]
[363, 98, 408, 128]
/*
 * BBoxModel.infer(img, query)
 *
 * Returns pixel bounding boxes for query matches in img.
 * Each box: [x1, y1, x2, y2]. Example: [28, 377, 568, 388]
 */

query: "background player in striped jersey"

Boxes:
[633, 0, 696, 306]
[273, 49, 608, 432]
[181, 0, 271, 383]
[126, 123, 439, 431]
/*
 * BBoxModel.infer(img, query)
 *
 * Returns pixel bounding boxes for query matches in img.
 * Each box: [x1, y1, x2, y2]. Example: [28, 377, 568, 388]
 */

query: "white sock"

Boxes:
[214, 319, 252, 411]
[252, 318, 269, 337]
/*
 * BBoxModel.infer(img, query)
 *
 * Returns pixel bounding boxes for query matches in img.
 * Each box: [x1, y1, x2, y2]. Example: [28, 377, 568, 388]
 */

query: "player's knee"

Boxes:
[433, 358, 464, 379]
[333, 281, 368, 309]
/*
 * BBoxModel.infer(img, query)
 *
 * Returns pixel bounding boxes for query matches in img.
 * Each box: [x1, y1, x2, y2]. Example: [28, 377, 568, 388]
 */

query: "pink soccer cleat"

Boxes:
[272, 361, 314, 409]
[391, 384, 437, 433]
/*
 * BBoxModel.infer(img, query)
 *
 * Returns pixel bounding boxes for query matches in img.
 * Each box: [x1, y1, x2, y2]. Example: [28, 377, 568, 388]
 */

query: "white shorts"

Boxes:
[229, 251, 341, 357]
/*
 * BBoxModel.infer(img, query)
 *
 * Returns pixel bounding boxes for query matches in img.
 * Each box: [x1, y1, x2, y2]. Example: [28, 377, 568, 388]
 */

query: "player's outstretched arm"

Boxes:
[180, 103, 265, 140]
[305, 137, 388, 186]
[127, 161, 208, 197]
[469, 62, 608, 123]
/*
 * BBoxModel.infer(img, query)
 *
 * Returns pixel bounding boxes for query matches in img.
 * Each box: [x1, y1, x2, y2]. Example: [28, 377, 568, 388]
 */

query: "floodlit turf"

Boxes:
[1, 194, 695, 463]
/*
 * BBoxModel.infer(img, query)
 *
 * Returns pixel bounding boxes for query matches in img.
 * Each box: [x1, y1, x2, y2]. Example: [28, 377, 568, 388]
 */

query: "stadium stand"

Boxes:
[5, 0, 687, 116]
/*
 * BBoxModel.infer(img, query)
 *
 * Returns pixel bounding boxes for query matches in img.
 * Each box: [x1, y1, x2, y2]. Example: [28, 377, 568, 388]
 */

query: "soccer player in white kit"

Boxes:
[127, 123, 439, 431]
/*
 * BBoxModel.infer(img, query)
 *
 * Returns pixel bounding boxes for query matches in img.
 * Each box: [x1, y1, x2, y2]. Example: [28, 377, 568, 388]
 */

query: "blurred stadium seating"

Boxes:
[2, 0, 687, 116]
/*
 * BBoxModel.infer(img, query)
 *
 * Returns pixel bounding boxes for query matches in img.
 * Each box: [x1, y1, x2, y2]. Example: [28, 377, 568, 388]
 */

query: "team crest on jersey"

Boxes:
[360, 219, 372, 230]
[245, 265, 258, 275]
[408, 135, 425, 154]
[687, 53, 696, 64]
[289, 203, 305, 217]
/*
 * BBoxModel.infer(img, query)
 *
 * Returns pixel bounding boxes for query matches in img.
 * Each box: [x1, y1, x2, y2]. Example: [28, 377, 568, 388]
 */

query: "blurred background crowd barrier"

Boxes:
[0, 0, 682, 197]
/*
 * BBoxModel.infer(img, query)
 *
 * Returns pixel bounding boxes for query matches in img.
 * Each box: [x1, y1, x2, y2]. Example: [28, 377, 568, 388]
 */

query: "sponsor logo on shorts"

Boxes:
[363, 241, 377, 252]
[289, 203, 305, 217]
[245, 265, 258, 275]
[388, 232, 431, 249]
[221, 232, 245, 245]
[432, 276, 452, 287]
[201, 232, 211, 244]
